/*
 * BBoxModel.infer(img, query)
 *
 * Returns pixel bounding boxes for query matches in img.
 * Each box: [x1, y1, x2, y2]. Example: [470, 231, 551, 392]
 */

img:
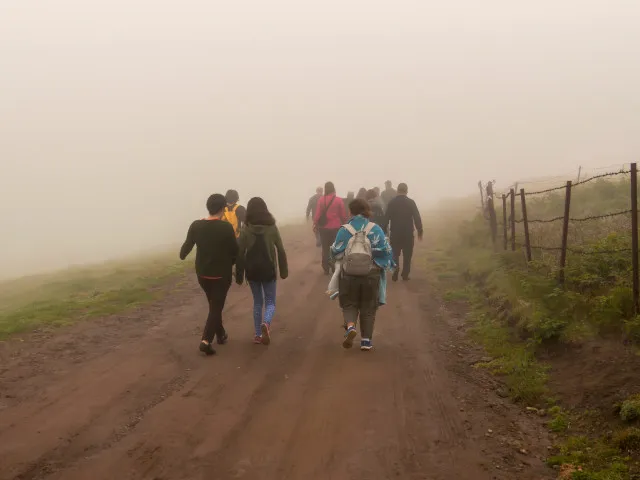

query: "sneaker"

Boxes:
[392, 270, 399, 282]
[342, 326, 357, 349]
[402, 276, 410, 282]
[360, 339, 373, 351]
[216, 333, 229, 345]
[253, 335, 263, 344]
[199, 341, 216, 356]
[261, 323, 271, 345]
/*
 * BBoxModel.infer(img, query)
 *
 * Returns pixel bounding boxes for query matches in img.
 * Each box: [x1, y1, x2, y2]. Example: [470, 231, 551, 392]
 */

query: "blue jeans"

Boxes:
[249, 281, 277, 336]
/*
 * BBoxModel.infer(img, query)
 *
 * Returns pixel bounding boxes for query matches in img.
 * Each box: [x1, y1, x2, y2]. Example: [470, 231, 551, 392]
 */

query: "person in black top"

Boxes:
[384, 183, 423, 281]
[180, 193, 239, 355]
[306, 187, 323, 247]
[366, 188, 387, 234]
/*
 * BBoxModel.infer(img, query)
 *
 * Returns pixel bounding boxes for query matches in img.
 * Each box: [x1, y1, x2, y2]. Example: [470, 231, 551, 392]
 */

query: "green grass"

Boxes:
[0, 251, 192, 339]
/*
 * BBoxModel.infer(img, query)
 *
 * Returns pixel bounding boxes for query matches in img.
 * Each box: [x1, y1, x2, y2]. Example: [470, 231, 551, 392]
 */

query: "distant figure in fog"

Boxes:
[356, 188, 368, 200]
[180, 194, 239, 356]
[223, 189, 246, 238]
[381, 180, 397, 210]
[343, 191, 355, 218]
[313, 182, 347, 275]
[236, 197, 288, 345]
[384, 183, 423, 282]
[366, 189, 386, 234]
[307, 187, 324, 247]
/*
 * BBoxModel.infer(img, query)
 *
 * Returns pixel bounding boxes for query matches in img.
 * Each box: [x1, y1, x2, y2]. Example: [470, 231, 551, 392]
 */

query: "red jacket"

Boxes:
[313, 194, 347, 229]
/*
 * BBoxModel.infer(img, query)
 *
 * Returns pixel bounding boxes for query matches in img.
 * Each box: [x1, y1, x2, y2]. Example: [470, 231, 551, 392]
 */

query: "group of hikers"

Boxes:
[180, 181, 423, 355]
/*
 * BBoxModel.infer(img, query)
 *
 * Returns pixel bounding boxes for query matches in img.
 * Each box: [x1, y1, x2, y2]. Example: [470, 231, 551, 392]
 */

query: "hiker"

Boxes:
[342, 191, 355, 218]
[223, 189, 246, 238]
[356, 188, 368, 200]
[313, 181, 347, 275]
[330, 198, 395, 351]
[381, 180, 397, 210]
[384, 183, 423, 282]
[306, 187, 323, 247]
[236, 197, 289, 345]
[366, 189, 386, 234]
[180, 194, 239, 356]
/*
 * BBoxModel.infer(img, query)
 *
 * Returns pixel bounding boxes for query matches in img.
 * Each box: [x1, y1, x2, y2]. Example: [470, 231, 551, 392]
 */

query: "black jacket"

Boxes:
[306, 194, 321, 219]
[180, 219, 239, 280]
[384, 195, 423, 238]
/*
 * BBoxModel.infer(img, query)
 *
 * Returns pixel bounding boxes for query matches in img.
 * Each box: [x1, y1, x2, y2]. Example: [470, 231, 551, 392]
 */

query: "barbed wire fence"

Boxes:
[478, 163, 640, 314]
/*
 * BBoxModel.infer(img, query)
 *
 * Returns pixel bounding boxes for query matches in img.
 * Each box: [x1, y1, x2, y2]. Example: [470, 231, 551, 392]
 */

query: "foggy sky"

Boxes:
[1, 0, 640, 277]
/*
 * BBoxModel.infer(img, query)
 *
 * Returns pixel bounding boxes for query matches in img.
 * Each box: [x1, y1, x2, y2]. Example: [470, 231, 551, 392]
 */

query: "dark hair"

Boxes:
[245, 197, 276, 226]
[397, 183, 408, 194]
[385, 180, 392, 187]
[324, 182, 336, 196]
[356, 188, 367, 199]
[206, 194, 226, 215]
[225, 189, 239, 204]
[349, 198, 371, 218]
[365, 189, 378, 201]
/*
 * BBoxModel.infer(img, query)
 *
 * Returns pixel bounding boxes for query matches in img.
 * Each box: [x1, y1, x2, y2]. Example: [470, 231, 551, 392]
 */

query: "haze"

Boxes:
[1, 0, 639, 278]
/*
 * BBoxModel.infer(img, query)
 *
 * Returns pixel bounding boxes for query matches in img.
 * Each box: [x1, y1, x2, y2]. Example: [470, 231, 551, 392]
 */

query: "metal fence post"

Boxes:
[510, 189, 516, 251]
[559, 181, 572, 285]
[502, 194, 508, 251]
[520, 188, 532, 262]
[631, 163, 639, 315]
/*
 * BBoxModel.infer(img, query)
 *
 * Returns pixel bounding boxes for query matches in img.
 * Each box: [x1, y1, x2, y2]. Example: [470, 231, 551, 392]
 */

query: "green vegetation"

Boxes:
[0, 251, 192, 339]
[426, 176, 640, 479]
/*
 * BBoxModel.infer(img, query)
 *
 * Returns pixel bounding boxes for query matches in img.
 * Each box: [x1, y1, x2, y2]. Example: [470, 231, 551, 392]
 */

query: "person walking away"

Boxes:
[381, 180, 397, 210]
[365, 189, 386, 234]
[342, 191, 355, 218]
[223, 189, 246, 238]
[313, 182, 347, 275]
[236, 197, 288, 345]
[180, 194, 239, 355]
[306, 187, 323, 247]
[384, 183, 423, 282]
[330, 199, 395, 351]
[356, 187, 368, 200]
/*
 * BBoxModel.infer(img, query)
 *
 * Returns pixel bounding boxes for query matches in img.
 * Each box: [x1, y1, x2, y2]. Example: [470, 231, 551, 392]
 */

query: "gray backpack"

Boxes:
[342, 222, 376, 276]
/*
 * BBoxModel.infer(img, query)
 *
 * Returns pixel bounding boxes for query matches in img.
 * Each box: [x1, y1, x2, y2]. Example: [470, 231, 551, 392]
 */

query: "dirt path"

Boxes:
[0, 232, 553, 480]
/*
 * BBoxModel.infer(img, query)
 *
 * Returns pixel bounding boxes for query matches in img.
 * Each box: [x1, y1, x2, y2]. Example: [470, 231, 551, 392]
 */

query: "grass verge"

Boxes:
[0, 251, 192, 339]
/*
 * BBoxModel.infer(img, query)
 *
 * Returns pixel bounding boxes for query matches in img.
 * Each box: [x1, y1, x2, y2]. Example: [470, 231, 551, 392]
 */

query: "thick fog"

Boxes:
[1, 0, 640, 278]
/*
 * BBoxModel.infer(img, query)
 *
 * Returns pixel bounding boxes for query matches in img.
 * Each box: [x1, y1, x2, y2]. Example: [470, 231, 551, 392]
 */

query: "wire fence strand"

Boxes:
[514, 209, 632, 224]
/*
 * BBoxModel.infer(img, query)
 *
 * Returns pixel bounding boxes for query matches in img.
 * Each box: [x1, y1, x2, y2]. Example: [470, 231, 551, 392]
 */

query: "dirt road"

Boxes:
[0, 232, 553, 480]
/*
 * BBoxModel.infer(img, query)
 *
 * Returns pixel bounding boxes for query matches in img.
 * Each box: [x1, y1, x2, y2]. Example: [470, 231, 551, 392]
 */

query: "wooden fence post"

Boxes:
[478, 181, 485, 212]
[631, 163, 639, 314]
[520, 189, 532, 262]
[502, 194, 508, 251]
[510, 189, 516, 251]
[559, 181, 572, 285]
[486, 182, 498, 247]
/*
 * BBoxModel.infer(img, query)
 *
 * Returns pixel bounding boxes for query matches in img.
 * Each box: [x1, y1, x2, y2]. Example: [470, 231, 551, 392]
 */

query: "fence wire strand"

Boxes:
[522, 169, 629, 197]
[514, 209, 632, 224]
[516, 243, 632, 255]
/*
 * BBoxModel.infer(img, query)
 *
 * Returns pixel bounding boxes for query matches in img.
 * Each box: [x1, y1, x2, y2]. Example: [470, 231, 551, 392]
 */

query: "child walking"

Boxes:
[236, 197, 288, 345]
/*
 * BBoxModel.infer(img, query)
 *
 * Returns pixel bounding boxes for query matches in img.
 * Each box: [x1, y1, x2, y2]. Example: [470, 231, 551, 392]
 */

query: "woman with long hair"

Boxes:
[236, 197, 288, 345]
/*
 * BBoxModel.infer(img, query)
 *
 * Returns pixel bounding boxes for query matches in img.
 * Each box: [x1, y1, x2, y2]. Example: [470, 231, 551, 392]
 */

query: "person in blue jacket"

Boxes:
[330, 198, 395, 351]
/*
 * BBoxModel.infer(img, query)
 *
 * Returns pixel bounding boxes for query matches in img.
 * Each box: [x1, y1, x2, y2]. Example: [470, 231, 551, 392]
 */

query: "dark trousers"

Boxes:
[197, 277, 231, 343]
[338, 269, 381, 339]
[391, 234, 415, 279]
[319, 228, 340, 273]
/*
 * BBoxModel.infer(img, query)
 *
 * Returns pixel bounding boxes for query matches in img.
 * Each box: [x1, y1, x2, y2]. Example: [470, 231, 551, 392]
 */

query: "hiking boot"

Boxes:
[343, 326, 357, 349]
[261, 323, 271, 345]
[360, 339, 373, 351]
[392, 270, 399, 282]
[253, 335, 263, 344]
[402, 276, 410, 282]
[216, 333, 229, 345]
[199, 341, 216, 356]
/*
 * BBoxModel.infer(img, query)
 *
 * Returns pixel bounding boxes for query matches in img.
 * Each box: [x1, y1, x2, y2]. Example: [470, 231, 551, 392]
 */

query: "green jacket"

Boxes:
[236, 224, 289, 283]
